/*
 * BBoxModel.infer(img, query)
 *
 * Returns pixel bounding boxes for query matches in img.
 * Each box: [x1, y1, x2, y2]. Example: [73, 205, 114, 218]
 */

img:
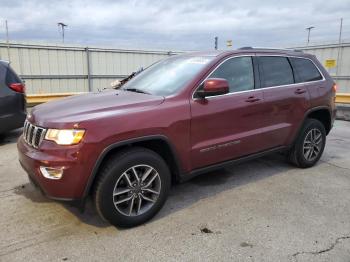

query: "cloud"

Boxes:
[0, 0, 349, 50]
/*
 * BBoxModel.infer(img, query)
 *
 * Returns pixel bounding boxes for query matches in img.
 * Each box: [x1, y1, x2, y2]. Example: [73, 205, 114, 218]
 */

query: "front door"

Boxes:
[190, 56, 266, 170]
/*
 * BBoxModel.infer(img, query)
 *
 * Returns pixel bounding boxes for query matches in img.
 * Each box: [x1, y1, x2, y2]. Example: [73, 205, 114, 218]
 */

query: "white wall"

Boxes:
[0, 42, 180, 94]
[295, 42, 350, 93]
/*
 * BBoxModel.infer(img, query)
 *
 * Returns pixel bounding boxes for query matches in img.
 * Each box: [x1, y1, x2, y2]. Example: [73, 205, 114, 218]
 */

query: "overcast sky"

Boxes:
[0, 0, 349, 50]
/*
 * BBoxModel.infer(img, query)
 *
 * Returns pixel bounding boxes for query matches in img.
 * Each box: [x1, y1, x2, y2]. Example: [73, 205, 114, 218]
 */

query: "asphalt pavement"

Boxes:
[1, 121, 350, 262]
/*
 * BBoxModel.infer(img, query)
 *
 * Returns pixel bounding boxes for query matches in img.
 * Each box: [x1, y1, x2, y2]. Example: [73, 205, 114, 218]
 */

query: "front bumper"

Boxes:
[17, 135, 94, 201]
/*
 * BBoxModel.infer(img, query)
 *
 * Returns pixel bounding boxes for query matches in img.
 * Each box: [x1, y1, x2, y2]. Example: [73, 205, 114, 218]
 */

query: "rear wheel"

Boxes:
[287, 118, 326, 168]
[94, 147, 171, 227]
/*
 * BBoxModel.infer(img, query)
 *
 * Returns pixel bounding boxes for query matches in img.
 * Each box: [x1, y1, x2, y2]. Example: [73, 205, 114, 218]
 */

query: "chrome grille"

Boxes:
[23, 120, 47, 148]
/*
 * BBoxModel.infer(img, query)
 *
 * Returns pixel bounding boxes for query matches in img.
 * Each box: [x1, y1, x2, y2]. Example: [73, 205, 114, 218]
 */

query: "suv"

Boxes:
[18, 49, 336, 227]
[0, 61, 26, 134]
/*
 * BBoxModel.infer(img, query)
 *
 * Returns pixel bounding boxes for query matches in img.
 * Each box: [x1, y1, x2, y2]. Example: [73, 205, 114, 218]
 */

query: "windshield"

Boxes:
[121, 55, 214, 96]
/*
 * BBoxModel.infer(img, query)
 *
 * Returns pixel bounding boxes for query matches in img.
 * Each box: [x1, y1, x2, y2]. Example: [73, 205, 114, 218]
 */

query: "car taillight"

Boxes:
[332, 83, 337, 92]
[8, 83, 25, 93]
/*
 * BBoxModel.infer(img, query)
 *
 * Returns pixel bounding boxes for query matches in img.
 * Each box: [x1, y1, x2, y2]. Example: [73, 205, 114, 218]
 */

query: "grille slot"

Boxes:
[23, 120, 46, 148]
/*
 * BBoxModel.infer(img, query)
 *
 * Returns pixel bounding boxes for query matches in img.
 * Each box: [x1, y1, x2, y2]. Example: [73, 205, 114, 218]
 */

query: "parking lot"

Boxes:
[0, 120, 349, 262]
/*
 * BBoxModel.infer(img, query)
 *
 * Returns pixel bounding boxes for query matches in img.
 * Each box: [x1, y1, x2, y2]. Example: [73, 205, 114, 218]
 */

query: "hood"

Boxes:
[30, 90, 164, 127]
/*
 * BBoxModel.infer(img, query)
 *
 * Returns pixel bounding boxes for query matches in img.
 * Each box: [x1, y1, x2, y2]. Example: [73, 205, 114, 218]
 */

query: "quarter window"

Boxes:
[5, 66, 22, 85]
[208, 56, 254, 93]
[289, 57, 323, 83]
[259, 56, 294, 88]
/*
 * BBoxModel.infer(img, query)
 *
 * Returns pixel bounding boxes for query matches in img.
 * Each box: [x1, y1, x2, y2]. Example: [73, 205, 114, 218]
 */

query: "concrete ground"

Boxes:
[337, 104, 350, 121]
[0, 121, 350, 262]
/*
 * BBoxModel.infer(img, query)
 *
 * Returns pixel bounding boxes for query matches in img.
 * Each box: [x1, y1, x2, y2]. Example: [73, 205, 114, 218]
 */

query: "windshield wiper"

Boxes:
[113, 67, 144, 89]
[123, 88, 150, 95]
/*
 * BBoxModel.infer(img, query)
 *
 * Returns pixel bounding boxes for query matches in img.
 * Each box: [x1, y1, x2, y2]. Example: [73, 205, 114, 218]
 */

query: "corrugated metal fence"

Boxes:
[1, 41, 349, 94]
[0, 41, 180, 94]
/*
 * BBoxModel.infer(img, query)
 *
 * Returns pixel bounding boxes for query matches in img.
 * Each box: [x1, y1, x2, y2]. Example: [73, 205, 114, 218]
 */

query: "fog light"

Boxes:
[39, 166, 64, 180]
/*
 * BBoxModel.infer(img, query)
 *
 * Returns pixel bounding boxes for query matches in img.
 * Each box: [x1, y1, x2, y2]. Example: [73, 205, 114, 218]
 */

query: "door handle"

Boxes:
[295, 88, 307, 94]
[245, 96, 261, 103]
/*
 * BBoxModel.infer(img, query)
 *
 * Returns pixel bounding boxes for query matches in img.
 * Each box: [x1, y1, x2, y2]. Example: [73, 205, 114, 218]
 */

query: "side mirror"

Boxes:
[196, 78, 229, 98]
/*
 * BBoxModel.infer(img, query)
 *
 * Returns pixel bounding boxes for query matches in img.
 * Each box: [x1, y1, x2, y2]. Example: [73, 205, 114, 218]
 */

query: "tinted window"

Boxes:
[209, 56, 254, 93]
[6, 66, 22, 84]
[0, 63, 7, 85]
[290, 57, 323, 82]
[259, 56, 294, 88]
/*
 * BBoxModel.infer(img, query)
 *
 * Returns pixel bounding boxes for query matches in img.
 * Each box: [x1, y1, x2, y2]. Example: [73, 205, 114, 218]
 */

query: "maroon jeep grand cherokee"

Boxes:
[18, 48, 336, 227]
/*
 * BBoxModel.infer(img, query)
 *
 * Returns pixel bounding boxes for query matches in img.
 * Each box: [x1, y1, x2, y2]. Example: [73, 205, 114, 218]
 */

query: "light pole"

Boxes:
[57, 22, 68, 43]
[5, 20, 10, 61]
[306, 26, 315, 46]
[336, 18, 343, 82]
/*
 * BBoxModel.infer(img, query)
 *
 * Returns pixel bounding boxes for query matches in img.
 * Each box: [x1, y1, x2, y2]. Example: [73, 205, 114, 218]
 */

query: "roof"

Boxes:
[0, 60, 9, 67]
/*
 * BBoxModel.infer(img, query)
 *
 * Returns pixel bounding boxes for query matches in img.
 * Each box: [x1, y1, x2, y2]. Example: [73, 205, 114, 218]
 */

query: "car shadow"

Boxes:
[154, 153, 292, 222]
[0, 128, 22, 146]
[84, 152, 292, 228]
[13, 183, 53, 203]
[14, 152, 293, 229]
[64, 199, 111, 228]
[13, 180, 110, 228]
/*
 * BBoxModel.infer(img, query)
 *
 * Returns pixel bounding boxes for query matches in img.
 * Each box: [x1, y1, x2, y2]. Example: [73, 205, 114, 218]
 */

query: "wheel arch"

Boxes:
[305, 106, 332, 135]
[290, 106, 332, 148]
[82, 135, 183, 199]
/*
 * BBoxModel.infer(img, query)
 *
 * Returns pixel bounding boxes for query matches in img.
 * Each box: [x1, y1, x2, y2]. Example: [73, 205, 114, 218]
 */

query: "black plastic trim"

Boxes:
[81, 135, 183, 200]
[179, 146, 286, 182]
[252, 56, 261, 90]
[291, 106, 332, 145]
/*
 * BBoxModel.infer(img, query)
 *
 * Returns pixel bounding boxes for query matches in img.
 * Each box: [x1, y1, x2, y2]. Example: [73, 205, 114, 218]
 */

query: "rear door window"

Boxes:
[258, 56, 294, 88]
[289, 57, 323, 83]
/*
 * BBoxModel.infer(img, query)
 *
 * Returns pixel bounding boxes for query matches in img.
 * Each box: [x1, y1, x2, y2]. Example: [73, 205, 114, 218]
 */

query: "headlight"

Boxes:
[45, 129, 85, 145]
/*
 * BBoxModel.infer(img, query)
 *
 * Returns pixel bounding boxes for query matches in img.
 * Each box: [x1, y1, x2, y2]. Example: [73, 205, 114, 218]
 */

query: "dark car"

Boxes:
[18, 48, 336, 227]
[0, 60, 26, 134]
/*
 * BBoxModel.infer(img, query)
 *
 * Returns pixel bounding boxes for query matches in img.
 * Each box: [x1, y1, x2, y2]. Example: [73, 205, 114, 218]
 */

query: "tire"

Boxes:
[287, 118, 326, 168]
[93, 147, 171, 227]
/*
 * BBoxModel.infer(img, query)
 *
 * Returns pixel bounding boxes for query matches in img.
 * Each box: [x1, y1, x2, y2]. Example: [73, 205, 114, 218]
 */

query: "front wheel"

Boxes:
[287, 118, 326, 168]
[94, 147, 171, 227]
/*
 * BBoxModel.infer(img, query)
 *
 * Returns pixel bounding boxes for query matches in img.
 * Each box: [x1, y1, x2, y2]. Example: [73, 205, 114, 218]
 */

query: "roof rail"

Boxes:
[238, 46, 254, 50]
[238, 46, 303, 53]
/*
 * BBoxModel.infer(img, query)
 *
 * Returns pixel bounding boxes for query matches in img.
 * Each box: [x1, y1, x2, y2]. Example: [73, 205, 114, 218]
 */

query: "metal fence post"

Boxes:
[85, 47, 92, 92]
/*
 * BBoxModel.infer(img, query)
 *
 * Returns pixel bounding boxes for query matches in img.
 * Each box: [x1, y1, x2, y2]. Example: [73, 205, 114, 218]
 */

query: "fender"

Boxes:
[290, 105, 332, 147]
[81, 135, 183, 200]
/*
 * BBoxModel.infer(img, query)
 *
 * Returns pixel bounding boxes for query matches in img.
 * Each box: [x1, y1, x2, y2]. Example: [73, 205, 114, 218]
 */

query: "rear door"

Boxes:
[289, 57, 325, 108]
[190, 56, 267, 169]
[0, 63, 12, 124]
[257, 55, 310, 147]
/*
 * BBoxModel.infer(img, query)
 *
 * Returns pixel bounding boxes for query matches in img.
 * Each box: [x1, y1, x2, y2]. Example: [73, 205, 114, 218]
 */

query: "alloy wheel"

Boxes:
[112, 164, 161, 217]
[302, 128, 323, 162]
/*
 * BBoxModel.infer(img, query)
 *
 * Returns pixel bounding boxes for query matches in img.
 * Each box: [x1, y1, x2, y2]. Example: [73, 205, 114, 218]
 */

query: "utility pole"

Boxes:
[214, 36, 218, 50]
[57, 22, 68, 43]
[5, 20, 10, 61]
[5, 20, 9, 43]
[336, 18, 343, 82]
[306, 26, 315, 46]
